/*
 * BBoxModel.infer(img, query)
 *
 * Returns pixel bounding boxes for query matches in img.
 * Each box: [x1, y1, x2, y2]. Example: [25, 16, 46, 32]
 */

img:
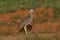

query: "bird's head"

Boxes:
[29, 9, 34, 13]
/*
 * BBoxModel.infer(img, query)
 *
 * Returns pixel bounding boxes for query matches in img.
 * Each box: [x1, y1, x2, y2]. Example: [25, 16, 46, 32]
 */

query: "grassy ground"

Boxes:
[0, 33, 57, 40]
[0, 0, 60, 13]
[0, 0, 60, 40]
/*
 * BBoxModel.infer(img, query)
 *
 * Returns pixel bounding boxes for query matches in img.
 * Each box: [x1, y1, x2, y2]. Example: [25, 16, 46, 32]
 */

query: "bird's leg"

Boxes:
[24, 25, 30, 40]
[24, 25, 28, 35]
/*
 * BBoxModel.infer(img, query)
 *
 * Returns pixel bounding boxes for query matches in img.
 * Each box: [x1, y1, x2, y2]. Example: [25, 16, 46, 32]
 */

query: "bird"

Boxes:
[17, 9, 34, 35]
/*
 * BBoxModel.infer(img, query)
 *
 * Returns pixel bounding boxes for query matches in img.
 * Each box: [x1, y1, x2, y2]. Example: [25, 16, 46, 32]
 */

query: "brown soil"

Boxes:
[0, 7, 60, 34]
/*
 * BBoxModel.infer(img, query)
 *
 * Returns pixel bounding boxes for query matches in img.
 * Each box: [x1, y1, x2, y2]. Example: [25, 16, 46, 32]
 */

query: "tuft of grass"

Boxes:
[0, 22, 7, 27]
[25, 33, 56, 40]
[54, 7, 60, 19]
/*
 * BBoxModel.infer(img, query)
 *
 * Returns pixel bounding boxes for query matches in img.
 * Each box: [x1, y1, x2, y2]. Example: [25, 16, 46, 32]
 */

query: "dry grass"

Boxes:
[0, 33, 57, 40]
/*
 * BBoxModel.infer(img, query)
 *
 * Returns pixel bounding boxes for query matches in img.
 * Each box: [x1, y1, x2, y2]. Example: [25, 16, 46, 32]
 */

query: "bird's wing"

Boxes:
[17, 15, 30, 31]
[19, 15, 30, 25]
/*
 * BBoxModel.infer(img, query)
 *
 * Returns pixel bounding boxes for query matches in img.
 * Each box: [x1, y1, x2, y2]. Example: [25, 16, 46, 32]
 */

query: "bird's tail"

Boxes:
[16, 22, 24, 32]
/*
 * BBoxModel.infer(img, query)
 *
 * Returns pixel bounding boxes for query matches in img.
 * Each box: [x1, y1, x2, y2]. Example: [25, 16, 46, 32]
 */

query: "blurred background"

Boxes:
[0, 0, 60, 40]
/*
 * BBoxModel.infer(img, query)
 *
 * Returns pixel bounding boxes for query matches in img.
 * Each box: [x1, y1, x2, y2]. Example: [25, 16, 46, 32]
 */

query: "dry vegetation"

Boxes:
[0, 0, 60, 40]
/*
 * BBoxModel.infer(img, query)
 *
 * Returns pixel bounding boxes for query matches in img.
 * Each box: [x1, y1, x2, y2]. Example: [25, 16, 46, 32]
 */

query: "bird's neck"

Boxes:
[29, 12, 33, 19]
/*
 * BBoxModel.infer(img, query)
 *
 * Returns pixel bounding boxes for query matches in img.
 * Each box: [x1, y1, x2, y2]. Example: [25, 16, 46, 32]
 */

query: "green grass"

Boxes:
[0, 0, 60, 13]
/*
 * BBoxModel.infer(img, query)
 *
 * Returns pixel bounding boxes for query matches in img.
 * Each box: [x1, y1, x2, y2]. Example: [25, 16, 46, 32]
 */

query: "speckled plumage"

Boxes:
[17, 9, 34, 31]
